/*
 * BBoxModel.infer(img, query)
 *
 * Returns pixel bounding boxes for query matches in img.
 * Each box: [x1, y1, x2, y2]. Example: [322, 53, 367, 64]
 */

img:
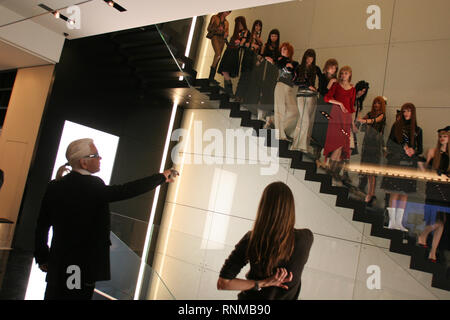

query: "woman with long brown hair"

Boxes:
[381, 103, 423, 231]
[417, 126, 450, 262]
[206, 11, 231, 83]
[356, 96, 387, 205]
[217, 182, 313, 300]
[218, 16, 249, 96]
[290, 49, 321, 153]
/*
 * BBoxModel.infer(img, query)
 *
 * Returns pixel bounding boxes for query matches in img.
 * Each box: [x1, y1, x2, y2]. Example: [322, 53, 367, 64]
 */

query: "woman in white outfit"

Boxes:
[267, 42, 299, 141]
[290, 49, 321, 153]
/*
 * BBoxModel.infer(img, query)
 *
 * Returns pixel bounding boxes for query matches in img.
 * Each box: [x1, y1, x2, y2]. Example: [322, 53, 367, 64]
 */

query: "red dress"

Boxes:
[323, 82, 356, 160]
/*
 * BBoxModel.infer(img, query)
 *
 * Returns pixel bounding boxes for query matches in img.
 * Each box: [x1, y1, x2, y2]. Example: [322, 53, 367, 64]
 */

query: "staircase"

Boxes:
[94, 20, 450, 293]
[192, 78, 450, 292]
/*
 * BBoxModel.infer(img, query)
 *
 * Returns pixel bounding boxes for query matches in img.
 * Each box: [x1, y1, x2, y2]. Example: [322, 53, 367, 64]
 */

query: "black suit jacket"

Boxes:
[34, 171, 166, 283]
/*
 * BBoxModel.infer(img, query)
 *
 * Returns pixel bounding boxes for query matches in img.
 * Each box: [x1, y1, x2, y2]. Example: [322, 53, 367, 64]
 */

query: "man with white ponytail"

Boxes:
[34, 138, 177, 300]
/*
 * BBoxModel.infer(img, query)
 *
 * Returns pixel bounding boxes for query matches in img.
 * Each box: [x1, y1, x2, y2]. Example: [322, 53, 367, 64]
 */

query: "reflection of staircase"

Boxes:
[95, 20, 449, 292]
[190, 78, 450, 292]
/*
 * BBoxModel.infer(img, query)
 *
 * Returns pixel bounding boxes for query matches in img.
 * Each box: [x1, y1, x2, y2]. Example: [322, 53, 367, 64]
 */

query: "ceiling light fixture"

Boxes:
[103, 0, 127, 12]
[53, 11, 60, 18]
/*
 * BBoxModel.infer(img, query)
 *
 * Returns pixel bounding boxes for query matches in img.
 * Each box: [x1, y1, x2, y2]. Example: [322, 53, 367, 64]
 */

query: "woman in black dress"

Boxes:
[311, 59, 339, 161]
[417, 126, 450, 262]
[381, 103, 423, 231]
[257, 29, 281, 122]
[218, 16, 249, 96]
[235, 20, 263, 103]
[217, 182, 313, 300]
[356, 96, 386, 205]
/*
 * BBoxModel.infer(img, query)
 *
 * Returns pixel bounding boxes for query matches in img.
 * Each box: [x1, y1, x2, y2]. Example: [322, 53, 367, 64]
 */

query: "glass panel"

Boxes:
[95, 231, 175, 300]
[155, 0, 450, 296]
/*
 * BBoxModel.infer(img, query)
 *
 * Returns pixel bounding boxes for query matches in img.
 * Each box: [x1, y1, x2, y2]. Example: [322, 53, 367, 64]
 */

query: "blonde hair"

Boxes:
[339, 65, 352, 82]
[56, 138, 93, 180]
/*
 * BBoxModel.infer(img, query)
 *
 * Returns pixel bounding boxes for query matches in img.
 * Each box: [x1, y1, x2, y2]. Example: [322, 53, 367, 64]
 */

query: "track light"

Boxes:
[53, 11, 60, 18]
[103, 0, 127, 12]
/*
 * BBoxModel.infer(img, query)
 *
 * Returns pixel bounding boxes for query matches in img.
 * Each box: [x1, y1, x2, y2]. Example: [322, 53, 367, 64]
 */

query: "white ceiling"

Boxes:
[0, 39, 50, 70]
[28, 0, 293, 39]
[0, 0, 293, 70]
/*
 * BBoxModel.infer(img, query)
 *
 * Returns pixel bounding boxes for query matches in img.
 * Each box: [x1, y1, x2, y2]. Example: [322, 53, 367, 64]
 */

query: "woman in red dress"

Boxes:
[323, 66, 356, 178]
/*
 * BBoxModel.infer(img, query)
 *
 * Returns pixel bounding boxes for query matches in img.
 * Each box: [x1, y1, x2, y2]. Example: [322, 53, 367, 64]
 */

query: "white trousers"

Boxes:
[273, 82, 299, 140]
[291, 95, 317, 152]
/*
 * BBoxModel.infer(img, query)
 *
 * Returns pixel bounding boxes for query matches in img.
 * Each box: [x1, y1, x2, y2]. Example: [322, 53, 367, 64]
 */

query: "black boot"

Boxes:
[358, 175, 368, 192]
[208, 66, 216, 84]
[224, 80, 233, 97]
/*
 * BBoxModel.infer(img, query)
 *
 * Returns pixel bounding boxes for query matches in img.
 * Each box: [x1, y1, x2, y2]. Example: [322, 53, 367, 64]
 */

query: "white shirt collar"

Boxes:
[73, 168, 92, 175]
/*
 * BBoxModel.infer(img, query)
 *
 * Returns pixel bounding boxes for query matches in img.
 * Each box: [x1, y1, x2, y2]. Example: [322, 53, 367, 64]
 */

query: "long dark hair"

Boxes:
[251, 20, 262, 35]
[296, 49, 317, 84]
[230, 16, 247, 42]
[247, 182, 296, 277]
[354, 80, 370, 112]
[265, 29, 280, 50]
[394, 103, 417, 147]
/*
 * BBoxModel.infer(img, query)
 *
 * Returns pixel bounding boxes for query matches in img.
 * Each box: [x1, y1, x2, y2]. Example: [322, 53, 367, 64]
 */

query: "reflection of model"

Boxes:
[235, 20, 263, 102]
[269, 43, 299, 141]
[218, 16, 249, 96]
[323, 66, 356, 178]
[356, 96, 386, 204]
[417, 126, 449, 262]
[207, 11, 231, 83]
[290, 49, 320, 152]
[258, 29, 281, 119]
[381, 103, 423, 231]
[311, 59, 339, 160]
[218, 182, 313, 300]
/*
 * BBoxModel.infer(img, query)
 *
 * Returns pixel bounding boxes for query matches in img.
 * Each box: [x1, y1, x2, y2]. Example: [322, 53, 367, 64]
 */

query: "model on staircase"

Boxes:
[268, 42, 298, 139]
[207, 11, 231, 84]
[417, 126, 450, 262]
[218, 16, 249, 97]
[381, 103, 423, 232]
[322, 66, 356, 181]
[356, 96, 386, 205]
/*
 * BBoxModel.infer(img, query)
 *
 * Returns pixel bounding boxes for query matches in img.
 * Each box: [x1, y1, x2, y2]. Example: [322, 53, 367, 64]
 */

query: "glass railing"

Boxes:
[155, 1, 450, 280]
[95, 229, 175, 300]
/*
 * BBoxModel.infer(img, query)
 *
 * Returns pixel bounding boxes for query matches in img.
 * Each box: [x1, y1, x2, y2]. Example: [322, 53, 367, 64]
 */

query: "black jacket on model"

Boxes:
[34, 171, 166, 284]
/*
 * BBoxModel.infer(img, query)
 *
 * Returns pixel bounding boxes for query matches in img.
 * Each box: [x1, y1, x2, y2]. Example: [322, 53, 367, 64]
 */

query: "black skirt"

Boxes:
[360, 127, 384, 164]
[218, 46, 241, 78]
[310, 96, 331, 148]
